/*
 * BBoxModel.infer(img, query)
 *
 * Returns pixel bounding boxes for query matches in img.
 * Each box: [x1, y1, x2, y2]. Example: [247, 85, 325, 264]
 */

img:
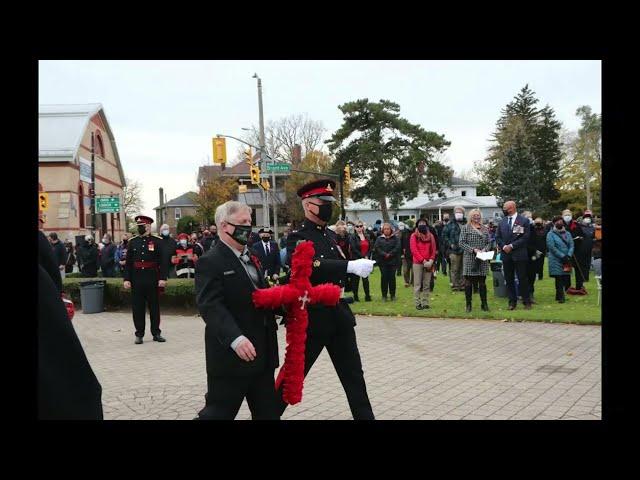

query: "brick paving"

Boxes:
[73, 311, 601, 420]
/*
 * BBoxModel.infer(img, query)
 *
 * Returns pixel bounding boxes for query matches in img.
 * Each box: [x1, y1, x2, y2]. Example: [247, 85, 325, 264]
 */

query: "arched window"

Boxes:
[78, 182, 85, 228]
[95, 132, 105, 157]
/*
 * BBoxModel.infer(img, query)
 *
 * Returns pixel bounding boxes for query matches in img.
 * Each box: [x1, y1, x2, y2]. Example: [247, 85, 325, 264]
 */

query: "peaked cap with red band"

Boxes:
[296, 179, 337, 202]
[177, 233, 190, 241]
[135, 215, 154, 225]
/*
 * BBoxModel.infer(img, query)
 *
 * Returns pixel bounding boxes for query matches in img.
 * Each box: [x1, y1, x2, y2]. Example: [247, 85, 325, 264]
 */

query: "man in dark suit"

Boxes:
[252, 227, 281, 283]
[194, 201, 280, 420]
[280, 179, 376, 420]
[496, 200, 532, 310]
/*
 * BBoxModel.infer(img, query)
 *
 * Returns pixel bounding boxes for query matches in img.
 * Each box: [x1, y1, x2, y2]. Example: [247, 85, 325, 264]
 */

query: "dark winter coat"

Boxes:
[546, 229, 574, 277]
[374, 234, 402, 267]
[79, 243, 99, 277]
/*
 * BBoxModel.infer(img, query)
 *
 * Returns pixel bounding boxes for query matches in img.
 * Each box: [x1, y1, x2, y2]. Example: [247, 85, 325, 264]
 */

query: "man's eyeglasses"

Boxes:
[356, 225, 363, 228]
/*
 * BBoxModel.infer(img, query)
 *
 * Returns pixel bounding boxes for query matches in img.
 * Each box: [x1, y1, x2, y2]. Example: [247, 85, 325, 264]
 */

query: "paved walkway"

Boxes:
[73, 311, 601, 420]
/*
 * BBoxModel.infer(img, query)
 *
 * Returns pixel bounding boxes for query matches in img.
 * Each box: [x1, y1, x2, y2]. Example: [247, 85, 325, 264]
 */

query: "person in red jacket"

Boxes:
[410, 218, 437, 310]
[172, 233, 199, 278]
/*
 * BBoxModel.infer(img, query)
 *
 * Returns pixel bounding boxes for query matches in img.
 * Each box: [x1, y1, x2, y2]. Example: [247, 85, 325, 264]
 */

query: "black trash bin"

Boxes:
[490, 261, 508, 298]
[79, 280, 106, 314]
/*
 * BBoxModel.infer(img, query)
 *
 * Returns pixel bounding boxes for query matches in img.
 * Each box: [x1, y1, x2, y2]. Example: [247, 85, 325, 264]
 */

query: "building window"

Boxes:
[175, 208, 181, 220]
[461, 190, 467, 196]
[95, 132, 105, 157]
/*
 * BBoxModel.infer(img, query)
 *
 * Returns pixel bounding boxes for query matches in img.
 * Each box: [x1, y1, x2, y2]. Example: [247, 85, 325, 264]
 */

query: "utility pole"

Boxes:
[339, 167, 345, 220]
[253, 73, 276, 237]
[90, 131, 96, 240]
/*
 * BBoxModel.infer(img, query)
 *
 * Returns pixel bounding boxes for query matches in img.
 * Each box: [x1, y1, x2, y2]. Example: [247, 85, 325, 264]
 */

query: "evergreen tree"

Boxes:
[497, 126, 543, 212]
[326, 99, 451, 222]
[475, 84, 563, 216]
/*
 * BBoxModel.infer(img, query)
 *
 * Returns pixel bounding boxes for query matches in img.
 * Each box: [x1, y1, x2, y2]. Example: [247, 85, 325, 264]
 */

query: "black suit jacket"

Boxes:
[496, 214, 531, 262]
[195, 241, 279, 377]
[251, 240, 281, 277]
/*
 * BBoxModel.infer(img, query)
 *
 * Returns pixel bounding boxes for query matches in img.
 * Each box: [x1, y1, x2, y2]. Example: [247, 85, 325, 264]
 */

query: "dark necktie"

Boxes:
[265, 242, 270, 255]
[508, 216, 513, 230]
[240, 249, 251, 265]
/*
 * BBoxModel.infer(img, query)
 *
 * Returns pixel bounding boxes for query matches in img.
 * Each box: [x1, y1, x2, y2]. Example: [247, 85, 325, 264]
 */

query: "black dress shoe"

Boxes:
[416, 305, 423, 310]
[135, 336, 143, 344]
[508, 304, 516, 310]
[365, 296, 372, 302]
[153, 335, 166, 342]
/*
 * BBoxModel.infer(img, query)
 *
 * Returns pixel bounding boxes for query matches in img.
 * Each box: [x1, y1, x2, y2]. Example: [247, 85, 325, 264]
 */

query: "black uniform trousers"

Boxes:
[132, 270, 161, 337]
[502, 256, 531, 305]
[276, 311, 374, 420]
[527, 256, 544, 296]
[197, 367, 280, 420]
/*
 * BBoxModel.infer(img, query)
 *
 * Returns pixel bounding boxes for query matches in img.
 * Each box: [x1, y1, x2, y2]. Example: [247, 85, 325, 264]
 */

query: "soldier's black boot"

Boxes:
[479, 284, 489, 311]
[465, 285, 473, 312]
[153, 335, 166, 342]
[135, 336, 143, 345]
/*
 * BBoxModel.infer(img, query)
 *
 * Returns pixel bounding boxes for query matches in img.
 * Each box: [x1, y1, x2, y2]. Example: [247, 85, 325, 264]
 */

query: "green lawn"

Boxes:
[349, 261, 601, 325]
[65, 260, 601, 324]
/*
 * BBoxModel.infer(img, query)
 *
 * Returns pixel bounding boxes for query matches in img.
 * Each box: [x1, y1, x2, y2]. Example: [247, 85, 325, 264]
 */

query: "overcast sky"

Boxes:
[38, 60, 601, 219]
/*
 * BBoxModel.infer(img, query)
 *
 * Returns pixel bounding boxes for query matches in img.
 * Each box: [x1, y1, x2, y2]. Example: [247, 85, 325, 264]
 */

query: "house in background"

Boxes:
[345, 177, 501, 226]
[153, 190, 198, 235]
[39, 103, 126, 244]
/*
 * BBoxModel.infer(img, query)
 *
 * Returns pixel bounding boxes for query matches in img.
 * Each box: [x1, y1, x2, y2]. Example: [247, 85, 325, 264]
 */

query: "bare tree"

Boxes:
[122, 177, 144, 230]
[241, 113, 327, 162]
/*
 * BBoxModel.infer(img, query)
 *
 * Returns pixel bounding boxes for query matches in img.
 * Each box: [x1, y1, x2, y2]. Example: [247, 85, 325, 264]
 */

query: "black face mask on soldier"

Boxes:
[227, 222, 252, 245]
[137, 225, 146, 235]
[309, 202, 332, 222]
[418, 224, 428, 233]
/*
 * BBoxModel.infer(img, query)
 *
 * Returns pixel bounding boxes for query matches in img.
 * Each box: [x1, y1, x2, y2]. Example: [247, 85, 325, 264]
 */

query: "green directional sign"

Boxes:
[265, 162, 291, 173]
[95, 196, 121, 213]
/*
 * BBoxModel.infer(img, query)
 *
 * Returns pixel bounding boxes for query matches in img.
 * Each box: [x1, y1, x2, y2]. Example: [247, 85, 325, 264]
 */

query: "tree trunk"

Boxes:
[380, 196, 390, 222]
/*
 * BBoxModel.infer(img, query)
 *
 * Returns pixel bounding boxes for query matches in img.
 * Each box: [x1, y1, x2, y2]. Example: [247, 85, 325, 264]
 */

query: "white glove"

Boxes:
[424, 260, 434, 269]
[347, 258, 376, 278]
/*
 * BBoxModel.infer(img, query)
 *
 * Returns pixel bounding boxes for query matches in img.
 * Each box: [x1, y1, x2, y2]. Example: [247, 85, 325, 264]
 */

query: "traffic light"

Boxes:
[250, 165, 261, 184]
[39, 192, 49, 211]
[238, 184, 248, 193]
[244, 148, 253, 165]
[212, 137, 227, 165]
[344, 165, 351, 182]
[261, 179, 270, 191]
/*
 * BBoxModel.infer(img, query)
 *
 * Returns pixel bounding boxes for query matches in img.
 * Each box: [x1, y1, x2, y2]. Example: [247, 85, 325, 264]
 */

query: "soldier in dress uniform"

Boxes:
[279, 179, 376, 420]
[123, 215, 168, 344]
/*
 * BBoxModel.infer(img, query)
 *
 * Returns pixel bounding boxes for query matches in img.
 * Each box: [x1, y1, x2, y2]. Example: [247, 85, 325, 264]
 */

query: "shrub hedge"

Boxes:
[62, 277, 198, 309]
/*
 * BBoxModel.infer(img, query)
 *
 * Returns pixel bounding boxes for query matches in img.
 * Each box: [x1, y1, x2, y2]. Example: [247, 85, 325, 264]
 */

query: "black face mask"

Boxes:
[417, 225, 428, 233]
[555, 224, 564, 230]
[227, 222, 252, 245]
[535, 224, 543, 229]
[122, 240, 128, 246]
[309, 202, 333, 222]
[137, 225, 146, 235]
[262, 236, 271, 242]
[502, 209, 510, 216]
